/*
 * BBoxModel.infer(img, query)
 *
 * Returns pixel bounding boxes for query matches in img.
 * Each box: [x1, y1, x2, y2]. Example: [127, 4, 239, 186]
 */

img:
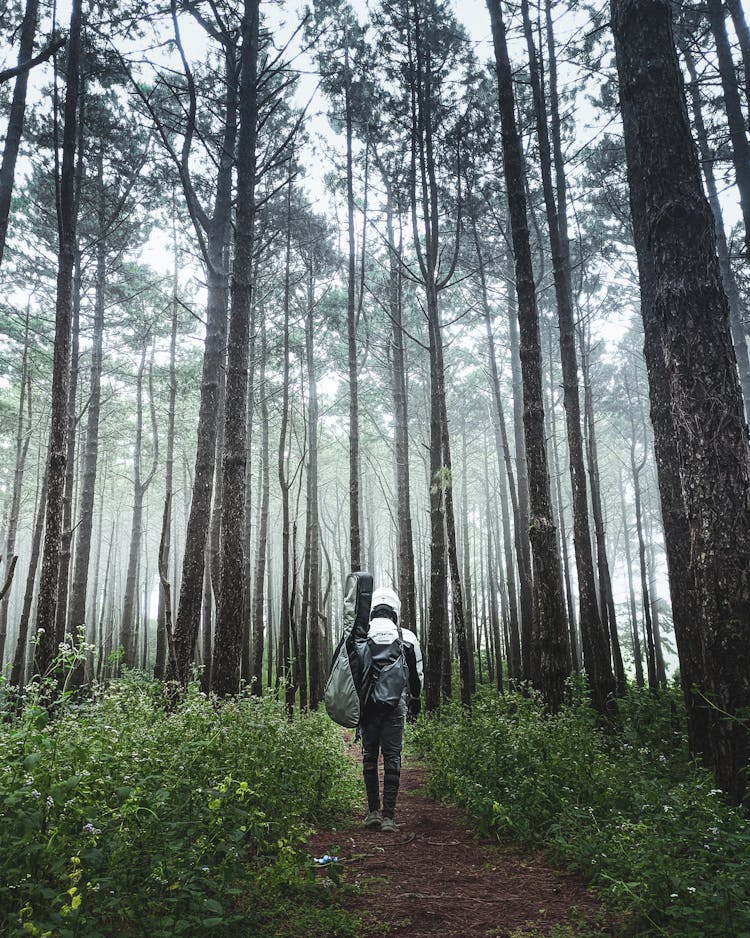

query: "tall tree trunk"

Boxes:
[482, 445, 503, 693]
[199, 543, 212, 687]
[84, 464, 106, 683]
[171, 43, 236, 685]
[58, 100, 85, 651]
[0, 0, 39, 266]
[646, 518, 668, 687]
[546, 330, 580, 672]
[384, 182, 417, 635]
[613, 0, 750, 802]
[405, 0, 461, 710]
[265, 537, 274, 690]
[481, 539, 494, 686]
[461, 422, 476, 694]
[619, 469, 644, 688]
[305, 266, 323, 708]
[12, 471, 48, 686]
[0, 310, 31, 664]
[241, 295, 257, 684]
[435, 323, 471, 708]
[629, 421, 657, 690]
[251, 316, 270, 693]
[725, 0, 750, 115]
[275, 183, 294, 713]
[212, 0, 260, 696]
[706, 0, 750, 259]
[155, 222, 179, 680]
[344, 51, 362, 572]
[487, 0, 571, 711]
[55, 243, 82, 648]
[613, 22, 710, 761]
[97, 523, 116, 682]
[579, 330, 625, 693]
[424, 345, 447, 710]
[472, 522, 484, 685]
[209, 362, 226, 625]
[69, 150, 105, 641]
[34, 0, 81, 677]
[474, 219, 523, 681]
[521, 0, 613, 712]
[506, 245, 535, 681]
[120, 343, 158, 668]
[681, 43, 750, 416]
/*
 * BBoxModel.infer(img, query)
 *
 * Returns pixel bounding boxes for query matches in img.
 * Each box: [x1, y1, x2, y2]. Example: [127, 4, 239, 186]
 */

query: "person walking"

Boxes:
[359, 586, 423, 833]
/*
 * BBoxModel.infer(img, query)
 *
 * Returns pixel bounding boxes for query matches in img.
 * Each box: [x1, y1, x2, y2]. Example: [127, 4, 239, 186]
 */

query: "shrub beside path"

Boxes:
[311, 756, 601, 937]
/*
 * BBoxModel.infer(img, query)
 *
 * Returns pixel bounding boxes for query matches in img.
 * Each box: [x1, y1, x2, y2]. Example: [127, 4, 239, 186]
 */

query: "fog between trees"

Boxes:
[1, 0, 750, 802]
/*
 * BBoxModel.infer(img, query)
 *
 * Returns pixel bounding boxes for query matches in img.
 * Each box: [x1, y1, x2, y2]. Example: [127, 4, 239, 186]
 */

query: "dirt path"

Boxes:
[311, 759, 599, 937]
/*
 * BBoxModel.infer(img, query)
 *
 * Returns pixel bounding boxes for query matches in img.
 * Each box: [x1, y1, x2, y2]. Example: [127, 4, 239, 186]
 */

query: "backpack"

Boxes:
[366, 623, 409, 708]
[324, 571, 372, 727]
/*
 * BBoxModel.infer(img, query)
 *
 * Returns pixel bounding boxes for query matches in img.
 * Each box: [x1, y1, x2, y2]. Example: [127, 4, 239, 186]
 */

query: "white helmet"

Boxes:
[371, 586, 401, 619]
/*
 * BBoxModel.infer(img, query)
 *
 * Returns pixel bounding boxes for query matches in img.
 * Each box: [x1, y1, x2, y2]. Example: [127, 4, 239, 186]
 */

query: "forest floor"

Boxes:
[310, 741, 603, 938]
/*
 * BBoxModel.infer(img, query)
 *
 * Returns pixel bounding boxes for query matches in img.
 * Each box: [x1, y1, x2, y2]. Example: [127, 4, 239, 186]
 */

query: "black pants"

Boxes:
[361, 700, 405, 819]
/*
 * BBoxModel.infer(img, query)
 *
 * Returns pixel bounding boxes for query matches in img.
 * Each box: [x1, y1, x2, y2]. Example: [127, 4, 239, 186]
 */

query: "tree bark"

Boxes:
[545, 328, 580, 672]
[241, 292, 257, 684]
[487, 0, 570, 711]
[171, 40, 236, 684]
[12, 470, 48, 687]
[473, 217, 523, 682]
[0, 309, 31, 664]
[706, 0, 750, 259]
[628, 415, 657, 690]
[251, 315, 270, 694]
[521, 0, 613, 712]
[487, 516, 504, 694]
[613, 22, 710, 757]
[55, 237, 82, 648]
[0, 0, 40, 267]
[613, 0, 750, 802]
[69, 151, 105, 642]
[155, 219, 179, 680]
[646, 515, 668, 687]
[681, 43, 750, 416]
[305, 258, 323, 708]
[725, 0, 750, 115]
[212, 0, 258, 697]
[384, 181, 418, 637]
[406, 0, 469, 709]
[619, 468, 644, 687]
[506, 257, 535, 682]
[461, 421, 476, 694]
[344, 47, 362, 572]
[34, 0, 81, 677]
[579, 330, 625, 693]
[120, 342, 158, 668]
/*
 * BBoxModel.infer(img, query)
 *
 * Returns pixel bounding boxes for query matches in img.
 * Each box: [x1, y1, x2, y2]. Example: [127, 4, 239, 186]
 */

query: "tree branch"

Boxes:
[0, 37, 66, 84]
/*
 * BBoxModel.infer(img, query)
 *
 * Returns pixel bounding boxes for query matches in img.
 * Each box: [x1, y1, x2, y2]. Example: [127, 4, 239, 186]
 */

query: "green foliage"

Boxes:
[411, 686, 750, 937]
[0, 680, 362, 938]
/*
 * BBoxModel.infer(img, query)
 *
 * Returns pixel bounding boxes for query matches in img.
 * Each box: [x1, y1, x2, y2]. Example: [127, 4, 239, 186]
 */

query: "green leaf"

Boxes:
[34, 709, 49, 729]
[23, 752, 42, 771]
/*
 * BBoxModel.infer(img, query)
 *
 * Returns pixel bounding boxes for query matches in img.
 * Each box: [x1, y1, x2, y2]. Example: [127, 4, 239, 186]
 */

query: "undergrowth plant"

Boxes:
[411, 684, 750, 938]
[0, 673, 362, 938]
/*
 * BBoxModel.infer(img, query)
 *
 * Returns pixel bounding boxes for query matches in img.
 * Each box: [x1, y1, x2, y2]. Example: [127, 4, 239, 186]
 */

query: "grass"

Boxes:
[410, 682, 750, 938]
[0, 673, 366, 938]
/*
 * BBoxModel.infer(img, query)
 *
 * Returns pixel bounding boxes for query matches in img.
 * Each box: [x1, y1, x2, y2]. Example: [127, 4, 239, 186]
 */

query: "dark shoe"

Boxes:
[364, 809, 382, 829]
[381, 816, 399, 833]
